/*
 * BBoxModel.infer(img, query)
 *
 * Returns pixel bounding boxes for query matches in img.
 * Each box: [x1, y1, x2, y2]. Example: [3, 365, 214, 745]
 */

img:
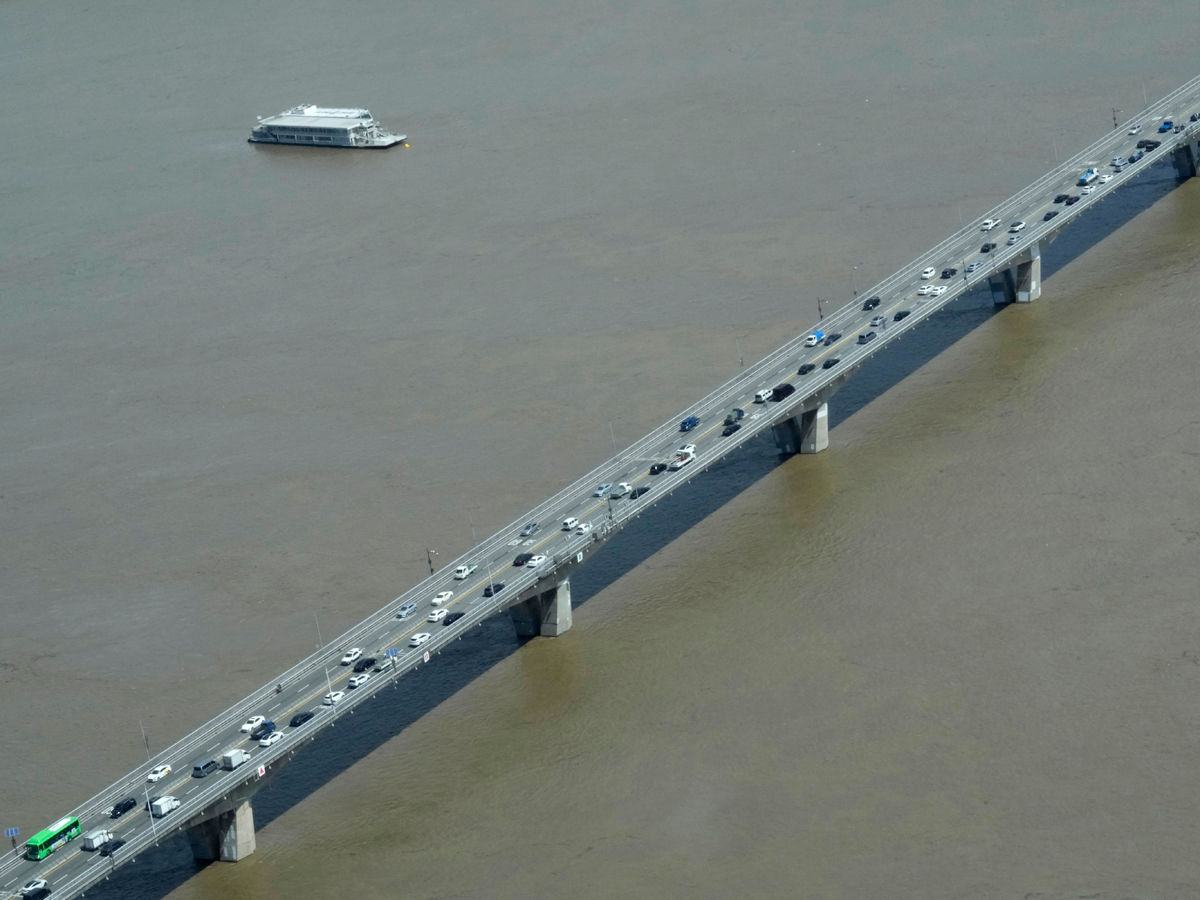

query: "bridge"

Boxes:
[7, 74, 1200, 900]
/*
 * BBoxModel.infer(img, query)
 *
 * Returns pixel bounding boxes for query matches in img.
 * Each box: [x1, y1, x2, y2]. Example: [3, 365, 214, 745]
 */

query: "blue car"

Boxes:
[679, 416, 699, 432]
[1158, 120, 1173, 133]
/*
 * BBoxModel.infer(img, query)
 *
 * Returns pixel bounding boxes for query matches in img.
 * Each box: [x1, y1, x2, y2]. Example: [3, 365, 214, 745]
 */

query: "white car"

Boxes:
[1098, 173, 1113, 183]
[409, 632, 432, 648]
[147, 764, 171, 783]
[348, 673, 371, 688]
[610, 482, 632, 498]
[575, 522, 593, 536]
[980, 218, 1000, 231]
[340, 648, 362, 666]
[1128, 122, 1142, 135]
[965, 261, 981, 273]
[592, 483, 613, 497]
[929, 285, 948, 296]
[1008, 220, 1026, 233]
[920, 267, 936, 279]
[428, 608, 448, 622]
[240, 715, 265, 734]
[21, 880, 48, 898]
[259, 731, 284, 748]
[525, 554, 547, 569]
[1112, 155, 1125, 166]
[322, 691, 345, 706]
[561, 517, 579, 531]
[678, 443, 696, 455]
[1081, 185, 1095, 195]
[917, 284, 934, 296]
[1006, 234, 1019, 245]
[453, 564, 477, 580]
[432, 590, 454, 606]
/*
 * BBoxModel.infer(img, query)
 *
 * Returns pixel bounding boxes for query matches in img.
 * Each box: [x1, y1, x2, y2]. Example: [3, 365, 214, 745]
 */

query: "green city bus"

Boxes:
[25, 815, 81, 860]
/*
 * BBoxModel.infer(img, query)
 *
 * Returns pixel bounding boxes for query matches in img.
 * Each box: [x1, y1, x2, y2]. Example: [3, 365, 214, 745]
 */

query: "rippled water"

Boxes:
[4, 1, 1200, 898]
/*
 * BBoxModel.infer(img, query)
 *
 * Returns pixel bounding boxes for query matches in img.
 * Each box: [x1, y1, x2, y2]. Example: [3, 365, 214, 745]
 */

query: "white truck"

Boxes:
[82, 828, 114, 851]
[151, 795, 181, 818]
[221, 748, 251, 770]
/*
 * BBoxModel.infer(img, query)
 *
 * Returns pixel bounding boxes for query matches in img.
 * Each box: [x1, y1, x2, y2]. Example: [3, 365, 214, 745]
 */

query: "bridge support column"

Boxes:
[989, 241, 1041, 304]
[509, 578, 572, 637]
[1173, 140, 1200, 178]
[187, 799, 256, 862]
[772, 402, 828, 455]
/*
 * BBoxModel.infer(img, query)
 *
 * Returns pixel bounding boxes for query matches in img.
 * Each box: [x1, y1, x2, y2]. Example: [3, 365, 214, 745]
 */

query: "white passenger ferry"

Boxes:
[249, 105, 406, 148]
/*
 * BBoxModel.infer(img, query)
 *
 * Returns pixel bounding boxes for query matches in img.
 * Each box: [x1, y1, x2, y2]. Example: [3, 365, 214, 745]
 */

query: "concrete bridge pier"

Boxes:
[1173, 138, 1200, 178]
[509, 578, 572, 637]
[772, 402, 828, 455]
[186, 798, 256, 862]
[988, 240, 1042, 304]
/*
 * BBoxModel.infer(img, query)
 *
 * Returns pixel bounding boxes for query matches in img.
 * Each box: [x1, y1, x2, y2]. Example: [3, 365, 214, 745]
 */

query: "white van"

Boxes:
[562, 517, 579, 531]
[754, 388, 773, 403]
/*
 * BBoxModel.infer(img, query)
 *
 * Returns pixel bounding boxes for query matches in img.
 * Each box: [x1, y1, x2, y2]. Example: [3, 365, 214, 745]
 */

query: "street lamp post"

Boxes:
[425, 548, 437, 575]
[850, 264, 860, 297]
[817, 297, 824, 320]
[1112, 107, 1121, 130]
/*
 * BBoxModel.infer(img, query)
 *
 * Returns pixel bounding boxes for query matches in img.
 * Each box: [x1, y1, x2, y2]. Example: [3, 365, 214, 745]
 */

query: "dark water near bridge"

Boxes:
[4, 2, 1200, 898]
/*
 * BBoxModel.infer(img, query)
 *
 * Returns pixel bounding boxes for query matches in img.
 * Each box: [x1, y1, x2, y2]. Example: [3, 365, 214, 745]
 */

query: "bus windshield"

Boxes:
[25, 815, 81, 860]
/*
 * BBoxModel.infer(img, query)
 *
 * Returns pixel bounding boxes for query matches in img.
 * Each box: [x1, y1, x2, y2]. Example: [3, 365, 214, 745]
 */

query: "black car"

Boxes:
[797, 362, 815, 375]
[980, 242, 996, 253]
[940, 267, 957, 278]
[290, 711, 315, 728]
[110, 797, 138, 818]
[1064, 195, 1080, 205]
[822, 357, 840, 369]
[250, 721, 276, 741]
[630, 486, 651, 499]
[99, 839, 127, 857]
[1053, 193, 1069, 203]
[722, 423, 742, 437]
[862, 295, 881, 310]
[822, 332, 842, 346]
[770, 383, 795, 401]
[893, 310, 910, 322]
[1136, 139, 1150, 148]
[483, 583, 505, 597]
[1043, 210, 1058, 221]
[513, 552, 535, 567]
[1144, 140, 1160, 149]
[353, 657, 376, 673]
[444, 612, 465, 626]
[649, 462, 667, 475]
[1192, 113, 1200, 122]
[857, 331, 876, 345]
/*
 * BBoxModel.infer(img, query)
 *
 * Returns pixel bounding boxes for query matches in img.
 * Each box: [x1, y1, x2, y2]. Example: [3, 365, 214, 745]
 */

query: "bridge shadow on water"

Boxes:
[86, 161, 1185, 900]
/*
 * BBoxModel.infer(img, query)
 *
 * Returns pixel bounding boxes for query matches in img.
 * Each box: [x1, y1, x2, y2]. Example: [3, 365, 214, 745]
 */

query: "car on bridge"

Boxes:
[940, 267, 957, 278]
[893, 310, 911, 321]
[241, 715, 265, 733]
[754, 388, 773, 403]
[20, 879, 48, 898]
[1006, 234, 1019, 245]
[483, 582, 506, 597]
[980, 219, 1000, 231]
[1043, 210, 1059, 221]
[340, 648, 362, 666]
[323, 690, 346, 705]
[562, 517, 579, 530]
[259, 730, 285, 747]
[519, 522, 540, 538]
[770, 383, 795, 401]
[526, 554, 547, 569]
[1064, 195, 1080, 205]
[1008, 221, 1026, 233]
[1128, 149, 1144, 163]
[290, 711, 315, 728]
[918, 284, 934, 296]
[822, 332, 841, 346]
[444, 611, 466, 625]
[857, 331, 876, 345]
[803, 330, 825, 346]
[408, 633, 431, 648]
[1128, 122, 1142, 135]
[822, 357, 840, 369]
[428, 609, 448, 622]
[862, 296, 881, 310]
[348, 672, 371, 688]
[649, 462, 667, 475]
[432, 591, 453, 606]
[920, 267, 936, 279]
[630, 486, 651, 499]
[929, 285, 947, 296]
[353, 656, 376, 672]
[722, 422, 741, 436]
[723, 408, 745, 425]
[574, 522, 594, 536]
[592, 483, 613, 497]
[396, 600, 419, 618]
[966, 261, 981, 273]
[513, 552, 534, 566]
[981, 242, 996, 253]
[1054, 194, 1069, 203]
[99, 838, 126, 857]
[110, 797, 138, 818]
[870, 315, 886, 327]
[147, 764, 171, 783]
[453, 564, 477, 580]
[797, 363, 815, 375]
[1158, 120, 1173, 133]
[1098, 174, 1112, 183]
[250, 720, 276, 741]
[610, 482, 632, 498]
[679, 416, 699, 432]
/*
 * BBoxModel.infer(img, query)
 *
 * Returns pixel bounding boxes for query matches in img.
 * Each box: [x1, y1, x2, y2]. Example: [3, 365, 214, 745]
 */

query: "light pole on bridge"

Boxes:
[817, 297, 824, 320]
[425, 547, 437, 575]
[1112, 107, 1121, 130]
